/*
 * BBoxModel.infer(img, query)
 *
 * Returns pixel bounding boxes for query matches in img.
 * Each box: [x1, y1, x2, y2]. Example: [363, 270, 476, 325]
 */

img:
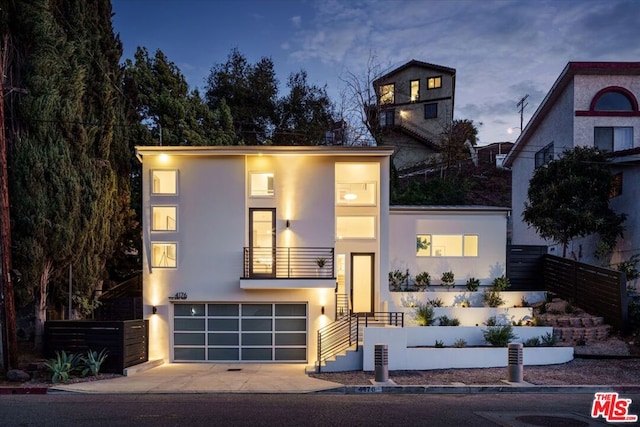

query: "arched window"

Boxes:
[594, 91, 633, 111]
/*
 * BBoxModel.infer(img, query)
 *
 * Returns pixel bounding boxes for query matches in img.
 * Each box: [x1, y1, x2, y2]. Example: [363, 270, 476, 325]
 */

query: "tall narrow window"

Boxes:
[152, 170, 177, 195]
[379, 84, 395, 104]
[151, 243, 177, 268]
[152, 206, 177, 231]
[410, 80, 420, 102]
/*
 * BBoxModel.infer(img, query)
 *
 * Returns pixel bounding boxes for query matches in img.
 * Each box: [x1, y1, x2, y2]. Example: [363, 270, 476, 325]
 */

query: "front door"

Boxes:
[351, 253, 374, 314]
[249, 208, 276, 277]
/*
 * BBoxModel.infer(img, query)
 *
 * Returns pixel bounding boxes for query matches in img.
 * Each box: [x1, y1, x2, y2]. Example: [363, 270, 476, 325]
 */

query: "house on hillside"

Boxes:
[503, 62, 640, 267]
[372, 60, 456, 171]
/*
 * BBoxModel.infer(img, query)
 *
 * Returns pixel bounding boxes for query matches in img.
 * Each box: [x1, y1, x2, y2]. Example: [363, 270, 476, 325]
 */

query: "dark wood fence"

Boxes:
[44, 320, 148, 374]
[506, 245, 547, 290]
[543, 254, 628, 332]
[95, 273, 142, 321]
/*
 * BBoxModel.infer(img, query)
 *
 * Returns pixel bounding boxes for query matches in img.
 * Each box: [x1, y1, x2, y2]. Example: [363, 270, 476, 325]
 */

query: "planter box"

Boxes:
[402, 307, 534, 327]
[363, 326, 572, 371]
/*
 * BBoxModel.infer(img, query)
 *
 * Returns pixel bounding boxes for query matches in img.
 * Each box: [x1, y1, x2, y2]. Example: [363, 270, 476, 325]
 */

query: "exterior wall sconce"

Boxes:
[321, 306, 325, 315]
[152, 306, 158, 314]
[285, 219, 290, 229]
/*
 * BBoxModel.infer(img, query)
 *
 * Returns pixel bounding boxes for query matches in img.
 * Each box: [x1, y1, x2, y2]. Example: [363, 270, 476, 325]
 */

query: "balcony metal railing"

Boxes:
[242, 247, 334, 279]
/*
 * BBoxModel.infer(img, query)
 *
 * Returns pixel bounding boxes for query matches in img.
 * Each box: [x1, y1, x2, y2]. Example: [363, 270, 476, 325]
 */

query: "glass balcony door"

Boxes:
[249, 208, 276, 277]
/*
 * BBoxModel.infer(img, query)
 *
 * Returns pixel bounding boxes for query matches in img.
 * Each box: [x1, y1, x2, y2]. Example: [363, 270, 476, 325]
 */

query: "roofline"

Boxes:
[390, 205, 510, 214]
[135, 145, 395, 162]
[373, 59, 456, 85]
[503, 62, 640, 168]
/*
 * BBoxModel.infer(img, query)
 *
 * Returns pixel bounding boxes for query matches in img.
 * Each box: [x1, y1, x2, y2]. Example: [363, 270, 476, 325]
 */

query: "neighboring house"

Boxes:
[372, 60, 456, 171]
[504, 62, 640, 267]
[476, 142, 514, 169]
[135, 145, 393, 364]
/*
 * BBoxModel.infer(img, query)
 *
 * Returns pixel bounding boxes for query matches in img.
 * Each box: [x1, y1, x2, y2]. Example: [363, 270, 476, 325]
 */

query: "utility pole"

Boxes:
[517, 94, 529, 133]
[0, 35, 18, 370]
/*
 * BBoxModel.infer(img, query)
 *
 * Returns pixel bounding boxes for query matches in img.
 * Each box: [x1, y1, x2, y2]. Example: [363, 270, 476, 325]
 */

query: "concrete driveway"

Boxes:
[50, 362, 342, 394]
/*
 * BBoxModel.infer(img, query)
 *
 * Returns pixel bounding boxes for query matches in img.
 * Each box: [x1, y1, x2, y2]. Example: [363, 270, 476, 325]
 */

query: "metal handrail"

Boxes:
[316, 311, 403, 372]
[242, 247, 334, 279]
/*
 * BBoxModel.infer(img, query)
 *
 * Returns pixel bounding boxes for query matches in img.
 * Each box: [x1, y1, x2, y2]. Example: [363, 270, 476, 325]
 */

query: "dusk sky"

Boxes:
[111, 0, 640, 145]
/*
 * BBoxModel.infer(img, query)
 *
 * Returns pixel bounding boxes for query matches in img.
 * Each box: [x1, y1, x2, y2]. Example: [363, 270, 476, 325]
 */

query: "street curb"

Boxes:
[0, 386, 48, 395]
[317, 384, 640, 395]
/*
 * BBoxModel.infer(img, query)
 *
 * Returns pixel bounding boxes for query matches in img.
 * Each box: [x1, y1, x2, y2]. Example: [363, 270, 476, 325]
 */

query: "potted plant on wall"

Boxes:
[316, 257, 327, 276]
[414, 272, 431, 291]
[441, 271, 455, 290]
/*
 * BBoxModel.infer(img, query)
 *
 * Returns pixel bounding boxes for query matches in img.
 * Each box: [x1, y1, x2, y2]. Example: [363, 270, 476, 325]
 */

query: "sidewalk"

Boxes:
[45, 361, 640, 395]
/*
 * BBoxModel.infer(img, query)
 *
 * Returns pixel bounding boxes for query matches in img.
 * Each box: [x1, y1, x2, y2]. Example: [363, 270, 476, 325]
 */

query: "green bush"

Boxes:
[389, 269, 410, 291]
[414, 272, 431, 290]
[437, 315, 460, 326]
[482, 325, 518, 347]
[434, 340, 445, 348]
[541, 332, 557, 346]
[441, 271, 455, 289]
[452, 338, 467, 348]
[414, 304, 435, 326]
[523, 337, 541, 347]
[426, 297, 444, 307]
[79, 349, 109, 377]
[465, 277, 480, 292]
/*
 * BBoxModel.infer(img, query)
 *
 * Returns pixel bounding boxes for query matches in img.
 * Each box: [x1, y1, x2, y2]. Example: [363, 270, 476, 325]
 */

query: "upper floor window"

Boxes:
[152, 206, 177, 231]
[424, 103, 437, 119]
[336, 182, 376, 206]
[594, 127, 633, 152]
[250, 172, 274, 197]
[535, 142, 554, 168]
[427, 76, 442, 89]
[151, 242, 177, 268]
[416, 234, 478, 257]
[379, 84, 395, 104]
[410, 80, 420, 102]
[152, 170, 177, 195]
[594, 91, 634, 111]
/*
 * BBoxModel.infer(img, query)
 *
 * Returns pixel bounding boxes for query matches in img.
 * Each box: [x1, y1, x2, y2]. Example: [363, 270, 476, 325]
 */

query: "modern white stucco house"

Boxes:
[504, 62, 640, 267]
[136, 145, 393, 364]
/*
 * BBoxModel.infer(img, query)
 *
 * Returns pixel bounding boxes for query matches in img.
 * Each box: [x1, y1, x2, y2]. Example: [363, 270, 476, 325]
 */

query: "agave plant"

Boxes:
[44, 351, 79, 384]
[79, 349, 109, 377]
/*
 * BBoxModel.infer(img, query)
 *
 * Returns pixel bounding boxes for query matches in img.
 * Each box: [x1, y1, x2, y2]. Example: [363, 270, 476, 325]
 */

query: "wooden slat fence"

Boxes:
[506, 245, 547, 290]
[44, 320, 148, 374]
[544, 254, 628, 332]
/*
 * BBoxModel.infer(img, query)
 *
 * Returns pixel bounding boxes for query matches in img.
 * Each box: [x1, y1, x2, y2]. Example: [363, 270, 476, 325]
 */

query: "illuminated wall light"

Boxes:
[343, 193, 357, 201]
[286, 219, 290, 229]
[158, 154, 169, 163]
[321, 306, 325, 315]
[152, 306, 158, 314]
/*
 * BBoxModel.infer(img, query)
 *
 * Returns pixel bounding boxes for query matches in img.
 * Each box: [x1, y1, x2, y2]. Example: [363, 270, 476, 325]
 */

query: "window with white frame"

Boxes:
[336, 216, 375, 239]
[152, 170, 178, 195]
[416, 234, 478, 257]
[151, 242, 177, 268]
[250, 172, 275, 197]
[594, 127, 633, 152]
[152, 206, 177, 231]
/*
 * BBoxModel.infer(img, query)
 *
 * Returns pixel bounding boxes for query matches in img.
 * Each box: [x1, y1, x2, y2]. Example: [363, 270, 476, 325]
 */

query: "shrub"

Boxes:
[484, 316, 499, 326]
[79, 349, 109, 377]
[437, 315, 460, 326]
[414, 304, 435, 326]
[414, 272, 431, 290]
[426, 297, 443, 307]
[441, 271, 455, 289]
[389, 269, 410, 291]
[434, 340, 445, 348]
[465, 277, 480, 292]
[483, 290, 505, 307]
[482, 325, 518, 347]
[523, 337, 541, 347]
[491, 275, 510, 291]
[452, 338, 467, 348]
[541, 332, 557, 346]
[44, 351, 80, 384]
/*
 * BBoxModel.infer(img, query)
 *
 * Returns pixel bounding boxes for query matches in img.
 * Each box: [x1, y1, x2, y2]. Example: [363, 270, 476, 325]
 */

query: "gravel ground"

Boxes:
[309, 358, 640, 386]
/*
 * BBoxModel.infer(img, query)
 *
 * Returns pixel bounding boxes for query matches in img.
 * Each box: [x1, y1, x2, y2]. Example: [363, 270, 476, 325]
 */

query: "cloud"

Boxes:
[291, 15, 302, 28]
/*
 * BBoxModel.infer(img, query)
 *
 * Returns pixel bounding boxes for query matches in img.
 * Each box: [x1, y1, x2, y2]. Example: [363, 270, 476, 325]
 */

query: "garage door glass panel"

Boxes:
[174, 318, 205, 331]
[209, 348, 239, 361]
[275, 304, 306, 316]
[242, 304, 272, 316]
[208, 333, 239, 345]
[242, 333, 272, 345]
[275, 333, 306, 346]
[208, 319, 239, 331]
[208, 304, 239, 316]
[174, 333, 205, 346]
[243, 348, 272, 361]
[275, 318, 306, 331]
[276, 348, 306, 361]
[242, 318, 272, 331]
[174, 304, 205, 316]
[174, 348, 205, 360]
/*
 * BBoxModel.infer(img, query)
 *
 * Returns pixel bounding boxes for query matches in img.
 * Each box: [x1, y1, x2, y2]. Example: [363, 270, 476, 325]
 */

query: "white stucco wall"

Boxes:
[384, 207, 509, 311]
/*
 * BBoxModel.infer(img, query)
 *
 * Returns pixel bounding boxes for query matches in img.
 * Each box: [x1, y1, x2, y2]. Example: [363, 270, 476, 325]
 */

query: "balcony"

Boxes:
[240, 247, 336, 290]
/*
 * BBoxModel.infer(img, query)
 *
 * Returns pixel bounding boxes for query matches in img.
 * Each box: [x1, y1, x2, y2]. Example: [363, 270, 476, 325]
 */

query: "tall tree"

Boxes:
[5, 0, 132, 349]
[523, 147, 626, 258]
[205, 48, 278, 145]
[273, 70, 336, 145]
[435, 118, 479, 178]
